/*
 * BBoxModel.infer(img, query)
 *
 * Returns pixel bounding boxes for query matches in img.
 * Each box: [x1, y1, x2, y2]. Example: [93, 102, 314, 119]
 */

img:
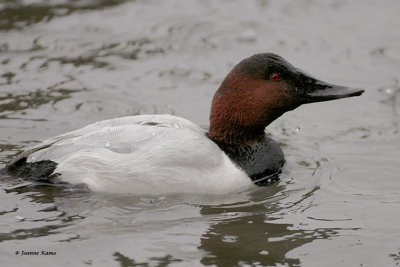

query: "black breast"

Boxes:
[211, 136, 285, 186]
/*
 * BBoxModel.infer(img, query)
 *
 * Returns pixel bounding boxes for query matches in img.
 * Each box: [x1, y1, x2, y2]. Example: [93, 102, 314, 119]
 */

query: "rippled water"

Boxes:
[1, 0, 399, 266]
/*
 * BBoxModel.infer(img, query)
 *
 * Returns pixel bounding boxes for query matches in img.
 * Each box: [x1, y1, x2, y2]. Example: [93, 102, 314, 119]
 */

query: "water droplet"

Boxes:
[385, 88, 394, 95]
[259, 250, 269, 255]
[221, 235, 238, 243]
[105, 142, 111, 147]
[295, 127, 300, 133]
[248, 220, 254, 224]
[15, 215, 26, 221]
[151, 132, 156, 136]
[172, 123, 180, 128]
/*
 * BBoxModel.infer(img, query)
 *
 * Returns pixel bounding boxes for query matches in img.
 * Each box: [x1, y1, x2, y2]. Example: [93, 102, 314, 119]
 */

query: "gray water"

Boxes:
[0, 0, 399, 266]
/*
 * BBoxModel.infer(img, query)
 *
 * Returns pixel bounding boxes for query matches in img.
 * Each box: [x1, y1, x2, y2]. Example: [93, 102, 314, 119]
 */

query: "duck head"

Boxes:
[209, 53, 364, 144]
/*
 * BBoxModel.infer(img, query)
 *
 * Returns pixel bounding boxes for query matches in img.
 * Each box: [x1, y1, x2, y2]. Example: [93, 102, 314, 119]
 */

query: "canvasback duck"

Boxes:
[1, 53, 364, 194]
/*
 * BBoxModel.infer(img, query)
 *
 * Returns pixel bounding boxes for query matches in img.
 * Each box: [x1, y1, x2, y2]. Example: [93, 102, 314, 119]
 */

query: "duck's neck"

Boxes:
[208, 123, 266, 145]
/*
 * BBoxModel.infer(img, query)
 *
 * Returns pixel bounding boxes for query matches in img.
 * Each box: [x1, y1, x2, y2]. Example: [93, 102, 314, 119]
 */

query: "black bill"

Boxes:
[296, 70, 364, 103]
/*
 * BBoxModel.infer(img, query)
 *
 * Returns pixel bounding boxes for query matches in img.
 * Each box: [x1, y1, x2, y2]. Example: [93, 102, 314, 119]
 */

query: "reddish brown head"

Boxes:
[208, 53, 364, 144]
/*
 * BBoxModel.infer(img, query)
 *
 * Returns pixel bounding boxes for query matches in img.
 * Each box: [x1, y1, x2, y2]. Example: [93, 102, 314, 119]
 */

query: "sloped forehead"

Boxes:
[235, 53, 296, 76]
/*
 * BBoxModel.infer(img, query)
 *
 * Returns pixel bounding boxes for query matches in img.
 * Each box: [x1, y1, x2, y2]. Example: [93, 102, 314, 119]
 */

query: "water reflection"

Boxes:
[0, 87, 79, 119]
[198, 186, 339, 266]
[114, 252, 182, 267]
[0, 166, 389, 266]
[0, 144, 22, 163]
[199, 217, 339, 266]
[0, 181, 83, 244]
[0, 0, 128, 31]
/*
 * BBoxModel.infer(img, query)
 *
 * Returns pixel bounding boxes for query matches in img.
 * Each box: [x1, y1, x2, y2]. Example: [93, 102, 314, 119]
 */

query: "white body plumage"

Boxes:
[25, 115, 253, 195]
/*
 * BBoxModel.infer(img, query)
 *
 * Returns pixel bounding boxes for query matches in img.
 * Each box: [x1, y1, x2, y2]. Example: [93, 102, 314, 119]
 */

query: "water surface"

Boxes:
[1, 0, 399, 266]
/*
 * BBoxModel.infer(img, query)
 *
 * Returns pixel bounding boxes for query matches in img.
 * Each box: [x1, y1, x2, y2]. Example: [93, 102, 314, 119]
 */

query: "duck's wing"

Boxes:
[8, 114, 205, 166]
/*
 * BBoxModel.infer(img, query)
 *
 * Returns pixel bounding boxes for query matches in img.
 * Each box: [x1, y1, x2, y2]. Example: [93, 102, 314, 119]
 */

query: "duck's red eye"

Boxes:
[270, 73, 280, 82]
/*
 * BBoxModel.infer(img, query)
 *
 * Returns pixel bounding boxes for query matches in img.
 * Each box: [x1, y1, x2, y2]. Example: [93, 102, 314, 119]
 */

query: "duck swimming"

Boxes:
[1, 53, 364, 194]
